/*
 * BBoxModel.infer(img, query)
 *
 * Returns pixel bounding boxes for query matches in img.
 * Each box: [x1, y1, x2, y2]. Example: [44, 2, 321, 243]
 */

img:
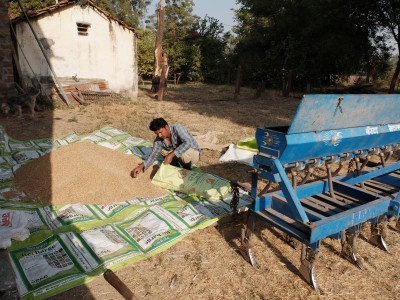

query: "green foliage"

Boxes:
[8, 0, 55, 19]
[137, 29, 156, 79]
[90, 0, 151, 28]
[234, 0, 393, 90]
[162, 0, 199, 81]
[191, 16, 230, 83]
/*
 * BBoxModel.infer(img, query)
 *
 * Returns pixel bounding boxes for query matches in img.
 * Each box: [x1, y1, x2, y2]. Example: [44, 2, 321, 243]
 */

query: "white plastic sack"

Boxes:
[0, 210, 30, 249]
[219, 144, 255, 166]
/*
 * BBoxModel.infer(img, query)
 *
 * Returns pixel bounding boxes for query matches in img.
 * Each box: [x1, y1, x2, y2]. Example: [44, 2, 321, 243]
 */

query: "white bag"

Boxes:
[0, 210, 30, 249]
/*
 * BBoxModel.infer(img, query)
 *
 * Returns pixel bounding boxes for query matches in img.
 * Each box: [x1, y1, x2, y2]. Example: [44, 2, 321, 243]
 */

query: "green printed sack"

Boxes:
[151, 164, 231, 200]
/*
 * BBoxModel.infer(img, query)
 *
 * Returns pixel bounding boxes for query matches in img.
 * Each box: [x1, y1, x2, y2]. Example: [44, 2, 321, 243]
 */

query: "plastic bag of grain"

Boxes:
[151, 164, 231, 200]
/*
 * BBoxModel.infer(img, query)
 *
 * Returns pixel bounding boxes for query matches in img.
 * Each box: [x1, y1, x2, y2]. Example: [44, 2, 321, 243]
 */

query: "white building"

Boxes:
[11, 0, 138, 100]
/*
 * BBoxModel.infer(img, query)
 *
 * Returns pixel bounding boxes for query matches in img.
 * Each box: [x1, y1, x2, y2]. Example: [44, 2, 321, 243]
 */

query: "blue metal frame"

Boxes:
[256, 125, 400, 166]
[249, 94, 400, 248]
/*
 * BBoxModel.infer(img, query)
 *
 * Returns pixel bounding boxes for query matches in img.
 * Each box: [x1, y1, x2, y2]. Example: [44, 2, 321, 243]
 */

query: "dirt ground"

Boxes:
[1, 83, 400, 300]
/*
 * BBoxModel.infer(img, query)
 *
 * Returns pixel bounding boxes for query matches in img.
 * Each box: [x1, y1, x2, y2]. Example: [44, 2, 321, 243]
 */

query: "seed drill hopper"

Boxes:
[241, 94, 400, 291]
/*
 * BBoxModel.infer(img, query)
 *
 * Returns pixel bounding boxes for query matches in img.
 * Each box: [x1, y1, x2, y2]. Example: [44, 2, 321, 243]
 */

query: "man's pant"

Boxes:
[163, 148, 200, 169]
[180, 148, 200, 165]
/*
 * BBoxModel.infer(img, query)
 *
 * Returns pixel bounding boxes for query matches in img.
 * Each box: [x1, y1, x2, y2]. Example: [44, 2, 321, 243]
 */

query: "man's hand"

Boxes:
[131, 163, 144, 178]
[163, 151, 175, 165]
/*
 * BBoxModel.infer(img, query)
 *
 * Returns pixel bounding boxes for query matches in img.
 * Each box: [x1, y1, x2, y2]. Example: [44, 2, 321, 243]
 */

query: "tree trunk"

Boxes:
[282, 70, 292, 97]
[306, 82, 311, 93]
[226, 69, 231, 85]
[287, 70, 292, 95]
[281, 47, 289, 97]
[151, 0, 167, 94]
[255, 80, 266, 98]
[158, 65, 168, 101]
[233, 65, 241, 101]
[389, 56, 400, 94]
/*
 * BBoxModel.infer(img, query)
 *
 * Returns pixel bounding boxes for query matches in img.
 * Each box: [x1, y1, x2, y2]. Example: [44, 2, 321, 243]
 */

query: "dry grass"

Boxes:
[1, 83, 400, 300]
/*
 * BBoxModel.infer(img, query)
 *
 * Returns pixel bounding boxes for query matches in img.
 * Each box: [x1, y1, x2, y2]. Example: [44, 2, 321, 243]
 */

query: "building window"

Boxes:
[76, 22, 91, 36]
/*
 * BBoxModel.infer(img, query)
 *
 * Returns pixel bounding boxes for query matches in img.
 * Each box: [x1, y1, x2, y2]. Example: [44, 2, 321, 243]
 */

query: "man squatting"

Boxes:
[131, 118, 201, 178]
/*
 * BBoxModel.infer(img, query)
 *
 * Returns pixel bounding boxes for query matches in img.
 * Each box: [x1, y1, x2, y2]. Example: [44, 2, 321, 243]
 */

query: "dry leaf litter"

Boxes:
[13, 141, 166, 204]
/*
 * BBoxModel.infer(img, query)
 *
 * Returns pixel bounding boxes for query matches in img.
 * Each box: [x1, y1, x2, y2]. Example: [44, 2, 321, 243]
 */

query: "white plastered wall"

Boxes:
[16, 4, 138, 99]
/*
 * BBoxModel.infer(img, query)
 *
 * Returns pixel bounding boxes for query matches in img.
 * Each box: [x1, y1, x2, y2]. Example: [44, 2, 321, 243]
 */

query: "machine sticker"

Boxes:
[322, 130, 343, 147]
[262, 132, 281, 147]
[365, 126, 379, 135]
[388, 124, 400, 132]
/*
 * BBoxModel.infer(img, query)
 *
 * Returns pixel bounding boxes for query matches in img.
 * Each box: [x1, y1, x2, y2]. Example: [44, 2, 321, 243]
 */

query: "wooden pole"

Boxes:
[103, 269, 137, 300]
[16, 0, 71, 106]
[10, 24, 54, 104]
[11, 44, 25, 91]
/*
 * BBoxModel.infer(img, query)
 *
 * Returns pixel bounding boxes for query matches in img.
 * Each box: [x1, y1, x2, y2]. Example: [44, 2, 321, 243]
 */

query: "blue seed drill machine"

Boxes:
[240, 94, 400, 291]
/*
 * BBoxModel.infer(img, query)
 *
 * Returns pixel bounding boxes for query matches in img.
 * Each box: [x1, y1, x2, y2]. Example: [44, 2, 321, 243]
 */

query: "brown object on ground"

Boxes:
[103, 269, 137, 300]
[12, 142, 166, 205]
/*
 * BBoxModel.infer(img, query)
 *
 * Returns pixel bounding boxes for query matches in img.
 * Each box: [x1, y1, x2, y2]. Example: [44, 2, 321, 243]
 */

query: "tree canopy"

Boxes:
[233, 0, 393, 91]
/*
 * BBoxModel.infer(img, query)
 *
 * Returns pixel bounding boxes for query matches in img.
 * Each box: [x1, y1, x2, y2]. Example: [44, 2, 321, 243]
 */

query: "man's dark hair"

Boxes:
[149, 117, 168, 131]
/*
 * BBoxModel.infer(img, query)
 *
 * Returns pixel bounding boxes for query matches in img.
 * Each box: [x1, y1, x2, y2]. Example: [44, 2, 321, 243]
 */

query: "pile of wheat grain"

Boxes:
[13, 142, 165, 204]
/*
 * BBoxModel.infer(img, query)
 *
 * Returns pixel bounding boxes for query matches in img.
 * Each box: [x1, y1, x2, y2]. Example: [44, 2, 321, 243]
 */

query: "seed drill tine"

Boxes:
[241, 211, 257, 267]
[300, 165, 314, 185]
[291, 168, 298, 191]
[340, 228, 363, 269]
[379, 152, 387, 167]
[299, 243, 320, 293]
[354, 158, 366, 189]
[326, 161, 336, 201]
[369, 216, 390, 252]
[385, 151, 393, 164]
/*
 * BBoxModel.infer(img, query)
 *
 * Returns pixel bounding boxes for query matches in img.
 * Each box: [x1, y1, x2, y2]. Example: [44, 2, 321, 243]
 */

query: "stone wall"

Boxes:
[0, 0, 14, 102]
